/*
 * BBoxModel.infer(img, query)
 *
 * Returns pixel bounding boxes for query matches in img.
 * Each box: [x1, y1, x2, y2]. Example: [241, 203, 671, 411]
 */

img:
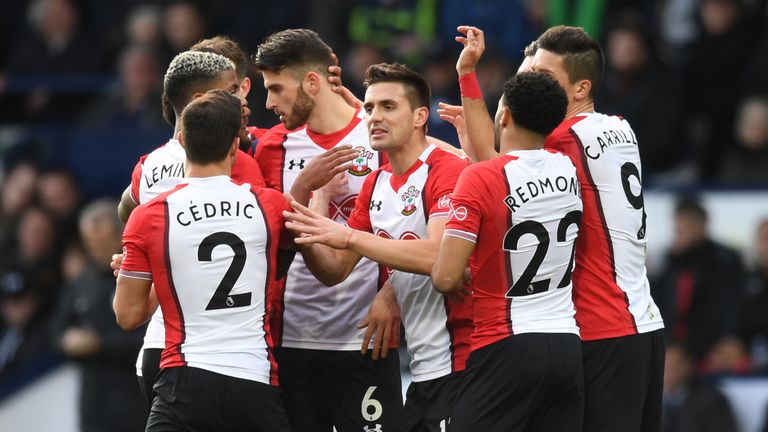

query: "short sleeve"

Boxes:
[444, 165, 486, 244]
[129, 156, 146, 204]
[120, 203, 153, 280]
[346, 170, 379, 233]
[424, 152, 468, 220]
[254, 186, 294, 249]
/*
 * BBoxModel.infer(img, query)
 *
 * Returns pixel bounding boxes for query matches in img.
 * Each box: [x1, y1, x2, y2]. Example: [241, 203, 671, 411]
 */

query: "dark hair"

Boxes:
[502, 72, 567, 137]
[536, 26, 605, 98]
[363, 63, 431, 111]
[523, 39, 539, 58]
[675, 197, 708, 222]
[180, 90, 241, 164]
[162, 50, 235, 126]
[192, 36, 248, 81]
[253, 29, 334, 76]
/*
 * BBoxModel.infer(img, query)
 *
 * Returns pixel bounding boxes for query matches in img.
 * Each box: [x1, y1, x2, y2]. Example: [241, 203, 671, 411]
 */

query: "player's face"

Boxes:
[262, 69, 314, 130]
[531, 49, 576, 106]
[206, 69, 249, 130]
[363, 82, 423, 152]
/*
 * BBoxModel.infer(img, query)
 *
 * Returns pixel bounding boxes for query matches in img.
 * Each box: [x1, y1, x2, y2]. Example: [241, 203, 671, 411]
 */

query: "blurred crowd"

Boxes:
[1, 0, 768, 430]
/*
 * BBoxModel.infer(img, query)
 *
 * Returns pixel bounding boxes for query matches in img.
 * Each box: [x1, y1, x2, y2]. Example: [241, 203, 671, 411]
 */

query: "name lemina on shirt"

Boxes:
[504, 175, 580, 213]
[176, 200, 255, 226]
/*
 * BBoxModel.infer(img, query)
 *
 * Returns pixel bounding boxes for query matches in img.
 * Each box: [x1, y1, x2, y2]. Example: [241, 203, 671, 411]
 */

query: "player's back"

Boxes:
[131, 138, 265, 205]
[138, 176, 283, 385]
[546, 112, 663, 341]
[447, 149, 582, 351]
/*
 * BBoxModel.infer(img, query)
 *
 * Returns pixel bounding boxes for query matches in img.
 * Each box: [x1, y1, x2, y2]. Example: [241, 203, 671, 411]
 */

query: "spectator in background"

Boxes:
[0, 162, 38, 248]
[662, 342, 739, 432]
[37, 168, 81, 253]
[163, 1, 208, 54]
[78, 44, 164, 130]
[683, 0, 760, 180]
[0, 269, 54, 381]
[125, 4, 165, 51]
[50, 199, 146, 431]
[596, 17, 687, 181]
[5, 0, 106, 123]
[738, 219, 768, 370]
[0, 206, 61, 317]
[652, 198, 746, 362]
[720, 97, 768, 185]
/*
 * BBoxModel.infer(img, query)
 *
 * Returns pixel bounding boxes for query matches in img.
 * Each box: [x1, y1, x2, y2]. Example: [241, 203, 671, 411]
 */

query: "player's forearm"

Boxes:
[431, 235, 474, 294]
[348, 231, 438, 276]
[462, 95, 498, 162]
[289, 182, 312, 207]
[298, 243, 358, 286]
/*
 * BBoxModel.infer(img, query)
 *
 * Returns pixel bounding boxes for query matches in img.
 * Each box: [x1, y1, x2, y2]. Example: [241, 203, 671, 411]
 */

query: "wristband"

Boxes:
[459, 71, 483, 100]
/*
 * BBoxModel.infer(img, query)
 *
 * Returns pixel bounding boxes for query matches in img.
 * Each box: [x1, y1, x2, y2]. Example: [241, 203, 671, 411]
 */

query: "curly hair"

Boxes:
[502, 72, 567, 137]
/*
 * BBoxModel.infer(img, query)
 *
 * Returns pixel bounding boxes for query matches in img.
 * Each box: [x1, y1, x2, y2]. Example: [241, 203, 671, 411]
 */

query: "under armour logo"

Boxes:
[363, 425, 382, 432]
[370, 200, 383, 212]
[288, 159, 306, 170]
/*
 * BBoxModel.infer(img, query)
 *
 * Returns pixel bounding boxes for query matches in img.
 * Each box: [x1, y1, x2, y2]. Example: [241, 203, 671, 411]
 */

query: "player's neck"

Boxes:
[185, 159, 232, 179]
[387, 135, 429, 175]
[500, 129, 544, 154]
[305, 92, 357, 135]
[565, 99, 594, 119]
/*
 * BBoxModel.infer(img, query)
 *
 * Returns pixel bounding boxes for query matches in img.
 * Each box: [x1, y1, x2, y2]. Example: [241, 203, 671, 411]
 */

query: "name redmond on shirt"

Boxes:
[504, 174, 580, 213]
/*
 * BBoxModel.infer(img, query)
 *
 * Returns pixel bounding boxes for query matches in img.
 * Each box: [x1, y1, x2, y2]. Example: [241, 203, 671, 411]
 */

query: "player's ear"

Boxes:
[499, 106, 511, 127]
[177, 130, 185, 147]
[414, 106, 429, 129]
[304, 71, 321, 95]
[573, 79, 592, 102]
[240, 77, 251, 98]
[230, 137, 240, 157]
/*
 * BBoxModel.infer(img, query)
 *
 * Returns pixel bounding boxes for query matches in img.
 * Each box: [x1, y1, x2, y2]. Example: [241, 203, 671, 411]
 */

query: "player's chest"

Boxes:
[369, 169, 429, 237]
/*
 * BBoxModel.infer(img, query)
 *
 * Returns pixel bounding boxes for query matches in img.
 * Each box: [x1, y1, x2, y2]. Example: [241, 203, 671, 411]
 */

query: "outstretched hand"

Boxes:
[436, 102, 469, 150]
[456, 26, 486, 76]
[284, 200, 355, 249]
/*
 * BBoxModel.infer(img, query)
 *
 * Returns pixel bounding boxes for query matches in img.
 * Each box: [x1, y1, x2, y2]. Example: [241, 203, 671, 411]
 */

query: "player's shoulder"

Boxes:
[259, 123, 305, 146]
[134, 183, 188, 215]
[426, 146, 470, 169]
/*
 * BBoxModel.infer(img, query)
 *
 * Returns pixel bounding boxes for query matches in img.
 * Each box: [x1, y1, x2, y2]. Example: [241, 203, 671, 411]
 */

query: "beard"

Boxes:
[282, 86, 314, 130]
[493, 118, 501, 153]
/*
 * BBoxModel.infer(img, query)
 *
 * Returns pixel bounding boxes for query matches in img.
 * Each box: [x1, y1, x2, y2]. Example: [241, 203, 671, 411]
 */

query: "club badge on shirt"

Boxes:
[401, 186, 420, 216]
[349, 146, 373, 176]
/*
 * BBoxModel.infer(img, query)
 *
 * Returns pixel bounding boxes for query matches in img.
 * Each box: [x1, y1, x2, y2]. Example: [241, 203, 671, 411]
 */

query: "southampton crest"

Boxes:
[349, 146, 373, 176]
[401, 186, 420, 216]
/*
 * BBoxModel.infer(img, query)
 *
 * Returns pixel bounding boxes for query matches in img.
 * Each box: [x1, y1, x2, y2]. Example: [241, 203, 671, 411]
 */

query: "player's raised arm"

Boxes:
[455, 25, 498, 162]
